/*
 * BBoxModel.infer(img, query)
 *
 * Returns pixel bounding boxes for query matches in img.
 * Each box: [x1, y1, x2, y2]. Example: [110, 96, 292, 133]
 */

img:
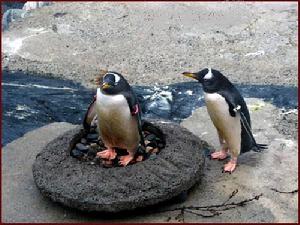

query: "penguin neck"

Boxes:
[202, 84, 219, 93]
[97, 88, 125, 103]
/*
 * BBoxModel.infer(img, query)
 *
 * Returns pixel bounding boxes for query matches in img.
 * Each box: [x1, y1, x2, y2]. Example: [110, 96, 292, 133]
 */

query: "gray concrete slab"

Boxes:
[180, 98, 298, 223]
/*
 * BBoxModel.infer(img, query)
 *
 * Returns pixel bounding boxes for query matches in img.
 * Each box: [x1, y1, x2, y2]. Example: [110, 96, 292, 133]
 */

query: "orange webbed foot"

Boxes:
[97, 148, 117, 160]
[222, 158, 238, 174]
[119, 155, 134, 166]
[210, 150, 228, 160]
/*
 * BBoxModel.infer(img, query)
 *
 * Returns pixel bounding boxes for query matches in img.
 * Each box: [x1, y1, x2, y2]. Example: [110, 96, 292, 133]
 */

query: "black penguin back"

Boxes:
[239, 98, 253, 153]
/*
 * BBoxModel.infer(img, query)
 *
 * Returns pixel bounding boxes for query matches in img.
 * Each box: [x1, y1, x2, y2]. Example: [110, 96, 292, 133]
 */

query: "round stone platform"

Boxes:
[32, 121, 205, 213]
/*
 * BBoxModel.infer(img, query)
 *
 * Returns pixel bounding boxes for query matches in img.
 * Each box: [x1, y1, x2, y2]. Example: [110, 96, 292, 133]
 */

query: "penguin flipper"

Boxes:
[83, 95, 97, 131]
[219, 90, 267, 152]
[132, 103, 146, 148]
[122, 91, 146, 149]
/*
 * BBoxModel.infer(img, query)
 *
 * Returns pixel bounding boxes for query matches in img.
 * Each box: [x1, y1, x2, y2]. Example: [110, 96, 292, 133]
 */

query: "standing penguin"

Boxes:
[182, 68, 267, 173]
[83, 71, 145, 166]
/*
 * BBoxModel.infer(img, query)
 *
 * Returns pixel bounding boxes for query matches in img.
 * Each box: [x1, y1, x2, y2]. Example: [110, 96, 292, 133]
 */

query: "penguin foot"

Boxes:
[97, 148, 117, 160]
[222, 159, 237, 174]
[210, 150, 228, 160]
[119, 155, 134, 166]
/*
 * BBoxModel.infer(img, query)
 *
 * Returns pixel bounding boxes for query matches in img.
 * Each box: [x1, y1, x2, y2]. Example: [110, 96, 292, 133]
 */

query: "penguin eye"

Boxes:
[103, 73, 121, 86]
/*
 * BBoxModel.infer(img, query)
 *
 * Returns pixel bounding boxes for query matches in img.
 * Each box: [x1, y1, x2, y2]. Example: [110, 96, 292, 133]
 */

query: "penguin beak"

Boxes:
[102, 82, 111, 89]
[182, 72, 197, 80]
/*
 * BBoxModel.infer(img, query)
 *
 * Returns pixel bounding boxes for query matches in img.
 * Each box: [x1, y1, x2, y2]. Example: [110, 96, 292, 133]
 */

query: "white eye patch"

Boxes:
[204, 68, 213, 79]
[112, 73, 120, 83]
[104, 72, 121, 84]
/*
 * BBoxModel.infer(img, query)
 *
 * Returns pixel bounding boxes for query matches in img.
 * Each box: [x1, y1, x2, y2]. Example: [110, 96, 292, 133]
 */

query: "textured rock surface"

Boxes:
[32, 121, 205, 212]
[2, 2, 297, 87]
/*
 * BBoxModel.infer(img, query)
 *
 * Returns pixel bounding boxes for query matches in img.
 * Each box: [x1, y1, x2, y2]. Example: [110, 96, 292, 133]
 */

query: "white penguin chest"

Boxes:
[204, 92, 229, 115]
[204, 92, 239, 129]
[96, 89, 131, 119]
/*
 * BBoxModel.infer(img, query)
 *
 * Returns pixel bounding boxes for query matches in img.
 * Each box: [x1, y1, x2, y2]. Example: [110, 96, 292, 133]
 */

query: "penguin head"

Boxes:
[182, 68, 226, 92]
[100, 71, 130, 95]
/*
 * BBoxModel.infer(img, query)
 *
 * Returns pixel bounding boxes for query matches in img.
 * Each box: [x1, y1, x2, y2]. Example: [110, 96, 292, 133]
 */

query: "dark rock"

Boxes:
[89, 127, 98, 134]
[53, 12, 67, 18]
[145, 134, 156, 142]
[86, 133, 98, 142]
[80, 138, 87, 144]
[146, 141, 157, 148]
[87, 147, 98, 158]
[33, 120, 205, 213]
[149, 153, 157, 159]
[91, 156, 101, 165]
[102, 159, 114, 168]
[76, 143, 89, 153]
[70, 148, 84, 158]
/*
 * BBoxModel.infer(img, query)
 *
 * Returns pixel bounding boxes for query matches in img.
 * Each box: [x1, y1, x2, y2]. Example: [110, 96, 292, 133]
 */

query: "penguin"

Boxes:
[83, 71, 145, 166]
[182, 68, 267, 173]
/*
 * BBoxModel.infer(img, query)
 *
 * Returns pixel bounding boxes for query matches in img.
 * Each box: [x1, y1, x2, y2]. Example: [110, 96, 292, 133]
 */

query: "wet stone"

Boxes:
[71, 148, 84, 158]
[87, 147, 98, 158]
[80, 138, 87, 144]
[76, 143, 89, 153]
[89, 126, 98, 134]
[145, 134, 156, 141]
[32, 120, 205, 213]
[86, 133, 99, 142]
[146, 142, 157, 148]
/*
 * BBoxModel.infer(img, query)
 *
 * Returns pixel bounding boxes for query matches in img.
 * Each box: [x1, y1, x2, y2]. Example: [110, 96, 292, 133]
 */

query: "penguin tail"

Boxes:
[252, 143, 268, 152]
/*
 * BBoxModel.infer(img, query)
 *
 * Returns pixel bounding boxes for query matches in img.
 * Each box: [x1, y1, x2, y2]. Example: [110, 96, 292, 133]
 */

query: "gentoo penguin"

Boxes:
[182, 68, 267, 173]
[83, 71, 145, 166]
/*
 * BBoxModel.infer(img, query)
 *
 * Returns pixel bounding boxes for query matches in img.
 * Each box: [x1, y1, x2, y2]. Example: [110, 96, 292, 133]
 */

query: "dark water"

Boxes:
[2, 71, 297, 146]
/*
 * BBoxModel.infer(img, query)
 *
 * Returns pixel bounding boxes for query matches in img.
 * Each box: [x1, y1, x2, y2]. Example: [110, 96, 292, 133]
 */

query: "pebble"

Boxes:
[146, 146, 153, 153]
[146, 142, 157, 148]
[71, 149, 84, 158]
[145, 134, 156, 141]
[76, 143, 89, 153]
[86, 133, 99, 142]
[81, 138, 87, 144]
[102, 160, 113, 168]
[89, 127, 98, 134]
[90, 143, 98, 147]
[71, 122, 165, 167]
[149, 154, 157, 159]
[87, 148, 97, 157]
[135, 155, 144, 162]
[152, 148, 159, 153]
